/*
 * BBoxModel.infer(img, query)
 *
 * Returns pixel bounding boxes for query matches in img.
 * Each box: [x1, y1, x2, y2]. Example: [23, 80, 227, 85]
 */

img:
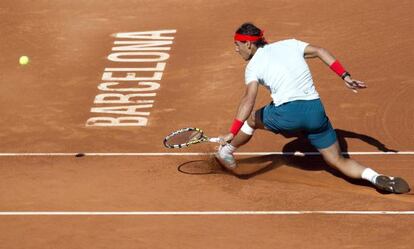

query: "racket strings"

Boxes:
[165, 130, 203, 146]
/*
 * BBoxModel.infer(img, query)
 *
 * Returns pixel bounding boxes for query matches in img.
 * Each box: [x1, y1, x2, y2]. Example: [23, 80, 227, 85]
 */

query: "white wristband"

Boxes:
[240, 122, 255, 135]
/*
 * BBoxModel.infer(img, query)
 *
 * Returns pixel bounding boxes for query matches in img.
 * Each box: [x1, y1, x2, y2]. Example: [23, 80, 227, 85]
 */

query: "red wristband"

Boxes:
[230, 119, 244, 136]
[329, 60, 346, 77]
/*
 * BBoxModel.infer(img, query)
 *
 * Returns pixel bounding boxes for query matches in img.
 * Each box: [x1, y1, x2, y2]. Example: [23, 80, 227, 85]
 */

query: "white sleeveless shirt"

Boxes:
[245, 39, 319, 106]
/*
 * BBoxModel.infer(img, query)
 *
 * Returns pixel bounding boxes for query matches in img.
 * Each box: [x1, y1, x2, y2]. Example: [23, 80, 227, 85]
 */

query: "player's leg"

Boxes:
[303, 103, 370, 178]
[307, 102, 411, 194]
[318, 141, 410, 193]
[318, 141, 366, 179]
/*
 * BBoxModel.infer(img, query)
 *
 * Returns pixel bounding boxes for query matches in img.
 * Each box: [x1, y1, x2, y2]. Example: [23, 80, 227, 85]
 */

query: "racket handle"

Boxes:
[208, 137, 220, 143]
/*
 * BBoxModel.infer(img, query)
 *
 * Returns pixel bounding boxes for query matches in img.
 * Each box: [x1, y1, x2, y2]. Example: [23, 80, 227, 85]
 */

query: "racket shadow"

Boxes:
[177, 156, 226, 175]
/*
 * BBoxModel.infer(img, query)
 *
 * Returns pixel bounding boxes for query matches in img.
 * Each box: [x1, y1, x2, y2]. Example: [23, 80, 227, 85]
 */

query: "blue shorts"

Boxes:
[260, 99, 337, 149]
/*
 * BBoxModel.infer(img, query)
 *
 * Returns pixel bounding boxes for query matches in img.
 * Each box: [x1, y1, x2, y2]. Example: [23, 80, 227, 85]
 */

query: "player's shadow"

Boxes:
[233, 129, 398, 188]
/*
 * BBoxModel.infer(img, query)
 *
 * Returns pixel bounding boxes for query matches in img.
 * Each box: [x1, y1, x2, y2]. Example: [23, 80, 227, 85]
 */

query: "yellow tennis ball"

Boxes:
[19, 56, 30, 65]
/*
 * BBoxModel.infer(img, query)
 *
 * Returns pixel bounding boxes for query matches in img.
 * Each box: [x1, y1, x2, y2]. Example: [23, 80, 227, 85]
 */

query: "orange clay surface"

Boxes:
[0, 0, 413, 248]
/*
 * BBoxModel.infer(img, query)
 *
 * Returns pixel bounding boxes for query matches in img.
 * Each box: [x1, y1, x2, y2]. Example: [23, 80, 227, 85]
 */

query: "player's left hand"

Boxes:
[218, 133, 234, 145]
[344, 76, 367, 92]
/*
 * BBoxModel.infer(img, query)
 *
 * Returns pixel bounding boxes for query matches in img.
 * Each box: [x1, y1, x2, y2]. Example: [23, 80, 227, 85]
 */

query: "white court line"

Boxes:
[0, 211, 413, 216]
[0, 151, 413, 156]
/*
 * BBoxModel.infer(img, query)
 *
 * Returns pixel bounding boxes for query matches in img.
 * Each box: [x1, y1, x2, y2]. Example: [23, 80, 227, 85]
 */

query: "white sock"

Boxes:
[220, 144, 237, 156]
[361, 168, 380, 184]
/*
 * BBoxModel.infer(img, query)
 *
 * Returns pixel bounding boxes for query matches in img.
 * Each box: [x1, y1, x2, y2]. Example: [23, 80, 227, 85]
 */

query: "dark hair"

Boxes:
[236, 22, 268, 47]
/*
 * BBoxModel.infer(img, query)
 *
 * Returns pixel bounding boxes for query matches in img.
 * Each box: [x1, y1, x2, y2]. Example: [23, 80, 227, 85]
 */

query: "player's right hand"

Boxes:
[218, 133, 234, 145]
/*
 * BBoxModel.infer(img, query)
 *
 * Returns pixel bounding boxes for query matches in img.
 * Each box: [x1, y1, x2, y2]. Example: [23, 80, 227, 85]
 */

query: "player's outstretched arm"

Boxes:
[304, 44, 336, 65]
[304, 44, 367, 92]
[235, 81, 259, 122]
[218, 81, 259, 144]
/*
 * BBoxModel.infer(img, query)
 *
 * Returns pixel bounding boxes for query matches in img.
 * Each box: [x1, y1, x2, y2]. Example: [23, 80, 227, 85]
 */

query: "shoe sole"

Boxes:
[391, 177, 411, 194]
[214, 153, 236, 170]
[376, 176, 411, 194]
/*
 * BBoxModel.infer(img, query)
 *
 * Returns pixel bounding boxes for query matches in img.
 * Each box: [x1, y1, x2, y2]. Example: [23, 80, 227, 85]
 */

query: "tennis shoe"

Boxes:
[374, 175, 410, 194]
[215, 146, 237, 170]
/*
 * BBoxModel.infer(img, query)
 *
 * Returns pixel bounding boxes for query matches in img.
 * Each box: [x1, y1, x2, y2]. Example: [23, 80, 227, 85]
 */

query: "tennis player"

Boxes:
[216, 22, 410, 194]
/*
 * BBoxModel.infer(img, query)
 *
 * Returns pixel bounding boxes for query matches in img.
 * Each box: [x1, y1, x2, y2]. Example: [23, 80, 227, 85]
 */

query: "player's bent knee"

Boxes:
[247, 113, 256, 128]
[253, 109, 265, 129]
[241, 121, 255, 135]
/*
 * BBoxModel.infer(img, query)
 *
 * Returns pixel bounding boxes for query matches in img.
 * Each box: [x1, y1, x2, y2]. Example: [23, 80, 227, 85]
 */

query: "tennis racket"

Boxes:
[163, 127, 220, 148]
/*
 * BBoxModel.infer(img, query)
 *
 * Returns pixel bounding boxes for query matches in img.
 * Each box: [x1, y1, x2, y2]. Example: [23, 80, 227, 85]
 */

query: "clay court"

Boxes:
[0, 0, 413, 248]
